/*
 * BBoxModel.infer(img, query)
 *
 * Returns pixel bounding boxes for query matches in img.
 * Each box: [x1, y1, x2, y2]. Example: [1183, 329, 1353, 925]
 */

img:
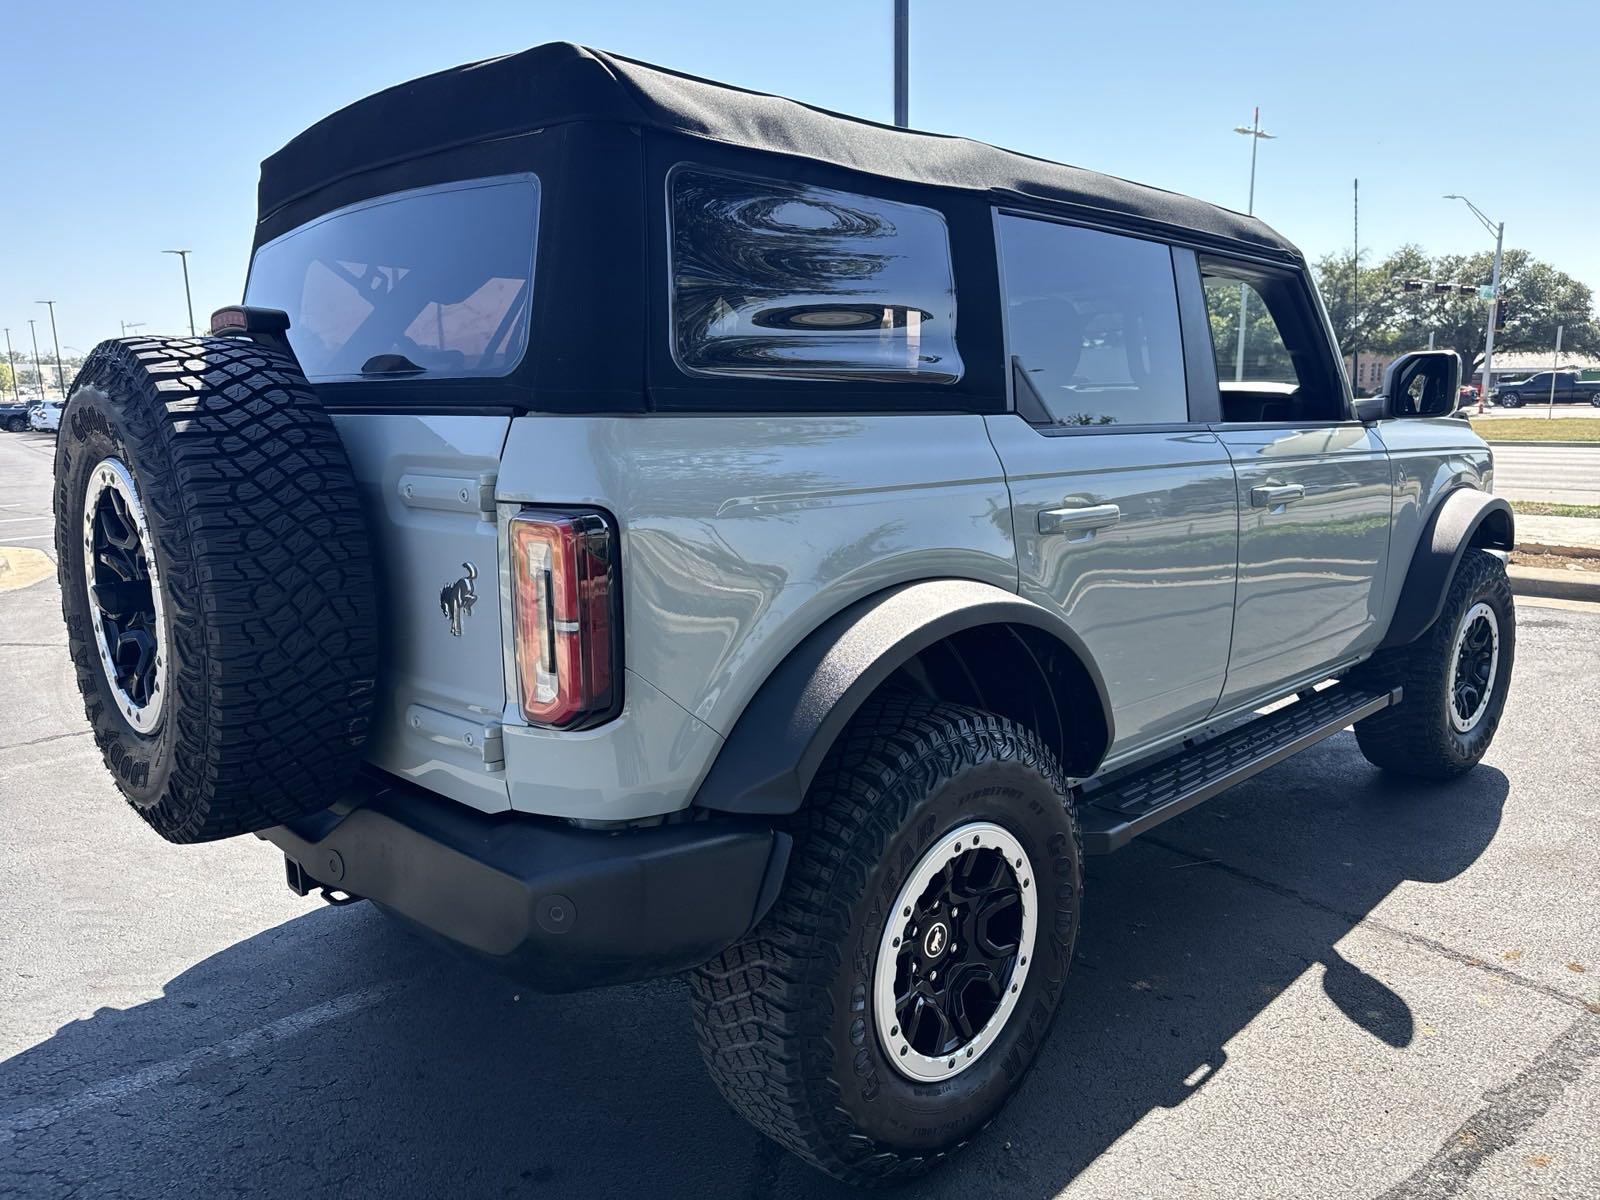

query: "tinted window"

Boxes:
[1201, 276, 1298, 386]
[997, 216, 1187, 426]
[245, 176, 539, 382]
[670, 167, 962, 383]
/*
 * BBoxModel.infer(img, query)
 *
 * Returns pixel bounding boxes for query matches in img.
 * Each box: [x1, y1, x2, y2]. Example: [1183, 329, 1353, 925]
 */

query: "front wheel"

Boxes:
[691, 699, 1082, 1187]
[1353, 549, 1514, 778]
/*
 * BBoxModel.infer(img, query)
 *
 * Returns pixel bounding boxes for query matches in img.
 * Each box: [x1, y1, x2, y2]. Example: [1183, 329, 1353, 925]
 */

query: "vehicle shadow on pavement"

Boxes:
[0, 737, 1508, 1199]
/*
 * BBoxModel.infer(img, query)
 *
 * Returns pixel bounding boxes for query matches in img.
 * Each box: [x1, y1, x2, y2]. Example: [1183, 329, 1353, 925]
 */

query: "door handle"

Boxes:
[1250, 483, 1306, 509]
[1039, 503, 1121, 536]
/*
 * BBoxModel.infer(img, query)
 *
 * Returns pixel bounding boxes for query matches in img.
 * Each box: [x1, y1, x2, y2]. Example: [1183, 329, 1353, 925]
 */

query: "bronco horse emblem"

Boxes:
[439, 562, 478, 637]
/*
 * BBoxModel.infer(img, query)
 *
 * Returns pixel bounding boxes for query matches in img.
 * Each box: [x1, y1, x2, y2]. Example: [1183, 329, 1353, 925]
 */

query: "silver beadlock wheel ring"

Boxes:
[82, 457, 168, 733]
[1448, 600, 1500, 734]
[873, 821, 1036, 1083]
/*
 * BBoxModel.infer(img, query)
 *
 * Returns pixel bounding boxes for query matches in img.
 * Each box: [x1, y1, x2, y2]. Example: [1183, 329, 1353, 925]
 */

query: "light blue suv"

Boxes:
[53, 43, 1515, 1187]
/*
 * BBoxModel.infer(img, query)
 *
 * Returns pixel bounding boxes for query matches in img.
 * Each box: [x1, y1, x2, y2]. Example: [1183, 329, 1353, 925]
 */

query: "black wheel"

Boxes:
[1353, 549, 1514, 779]
[5, 415, 24, 433]
[1590, 393, 1600, 408]
[54, 337, 379, 843]
[691, 698, 1082, 1186]
[1499, 392, 1523, 408]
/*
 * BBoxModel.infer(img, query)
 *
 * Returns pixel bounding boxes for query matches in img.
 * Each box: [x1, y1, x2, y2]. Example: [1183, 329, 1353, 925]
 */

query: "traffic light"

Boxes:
[1433, 282, 1454, 295]
[1458, 284, 1478, 296]
[1400, 279, 1427, 292]
[1493, 299, 1508, 331]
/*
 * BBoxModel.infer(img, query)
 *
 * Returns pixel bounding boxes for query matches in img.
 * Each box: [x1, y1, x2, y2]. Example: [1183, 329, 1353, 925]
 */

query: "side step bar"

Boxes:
[1077, 682, 1402, 855]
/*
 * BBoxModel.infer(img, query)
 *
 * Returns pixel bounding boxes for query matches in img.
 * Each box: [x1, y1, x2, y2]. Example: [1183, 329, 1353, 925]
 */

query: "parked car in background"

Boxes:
[1493, 371, 1600, 407]
[28, 399, 63, 431]
[1459, 383, 1478, 405]
[0, 399, 32, 432]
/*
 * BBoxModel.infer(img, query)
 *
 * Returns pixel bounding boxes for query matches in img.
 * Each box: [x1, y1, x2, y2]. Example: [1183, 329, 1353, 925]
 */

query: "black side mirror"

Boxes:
[1381, 350, 1463, 418]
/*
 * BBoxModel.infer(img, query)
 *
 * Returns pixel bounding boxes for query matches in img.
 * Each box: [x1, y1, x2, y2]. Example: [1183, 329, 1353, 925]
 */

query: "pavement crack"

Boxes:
[1142, 835, 1595, 1013]
[1, 729, 90, 752]
[1372, 1011, 1600, 1199]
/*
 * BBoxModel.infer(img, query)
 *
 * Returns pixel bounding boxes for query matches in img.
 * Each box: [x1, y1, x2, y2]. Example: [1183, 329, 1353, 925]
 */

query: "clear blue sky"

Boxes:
[3, 0, 1595, 358]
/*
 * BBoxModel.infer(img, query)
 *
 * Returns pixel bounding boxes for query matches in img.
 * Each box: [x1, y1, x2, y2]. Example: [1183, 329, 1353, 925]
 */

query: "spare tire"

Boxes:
[54, 336, 378, 843]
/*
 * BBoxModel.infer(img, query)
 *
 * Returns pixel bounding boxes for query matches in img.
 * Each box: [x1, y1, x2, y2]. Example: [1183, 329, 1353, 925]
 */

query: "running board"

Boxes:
[1077, 683, 1402, 855]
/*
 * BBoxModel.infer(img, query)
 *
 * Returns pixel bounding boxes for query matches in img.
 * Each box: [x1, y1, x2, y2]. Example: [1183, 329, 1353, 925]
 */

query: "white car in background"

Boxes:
[28, 399, 63, 432]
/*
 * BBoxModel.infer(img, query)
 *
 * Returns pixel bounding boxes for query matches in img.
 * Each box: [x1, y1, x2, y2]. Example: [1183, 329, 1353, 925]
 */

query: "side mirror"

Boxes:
[1380, 350, 1463, 418]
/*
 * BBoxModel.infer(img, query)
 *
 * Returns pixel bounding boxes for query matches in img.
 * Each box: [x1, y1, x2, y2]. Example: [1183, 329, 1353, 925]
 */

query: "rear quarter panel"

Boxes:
[497, 413, 1017, 745]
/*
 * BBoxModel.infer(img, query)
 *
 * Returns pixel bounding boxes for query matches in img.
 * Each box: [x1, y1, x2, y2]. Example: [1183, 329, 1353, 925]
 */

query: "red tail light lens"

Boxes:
[509, 510, 619, 728]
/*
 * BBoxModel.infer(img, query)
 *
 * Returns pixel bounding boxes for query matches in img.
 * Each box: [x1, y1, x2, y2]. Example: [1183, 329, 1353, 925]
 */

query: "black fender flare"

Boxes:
[1378, 488, 1514, 649]
[692, 579, 1113, 816]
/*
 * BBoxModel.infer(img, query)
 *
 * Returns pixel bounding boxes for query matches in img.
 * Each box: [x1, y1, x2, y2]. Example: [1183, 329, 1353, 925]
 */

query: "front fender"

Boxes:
[1378, 488, 1514, 649]
[692, 579, 1112, 815]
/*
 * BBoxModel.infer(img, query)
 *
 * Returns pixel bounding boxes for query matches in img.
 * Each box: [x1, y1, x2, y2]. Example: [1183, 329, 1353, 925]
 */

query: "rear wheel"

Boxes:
[1353, 549, 1514, 779]
[1499, 392, 1523, 408]
[5, 415, 24, 433]
[55, 336, 379, 843]
[691, 698, 1082, 1186]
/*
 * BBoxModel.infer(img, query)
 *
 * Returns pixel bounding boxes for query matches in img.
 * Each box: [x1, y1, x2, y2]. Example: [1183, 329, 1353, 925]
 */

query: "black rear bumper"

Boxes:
[260, 776, 790, 992]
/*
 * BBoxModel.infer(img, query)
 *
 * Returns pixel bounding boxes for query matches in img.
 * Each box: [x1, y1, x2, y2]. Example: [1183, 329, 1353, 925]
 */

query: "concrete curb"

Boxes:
[1509, 564, 1600, 602]
[1518, 542, 1600, 559]
[1480, 439, 1600, 448]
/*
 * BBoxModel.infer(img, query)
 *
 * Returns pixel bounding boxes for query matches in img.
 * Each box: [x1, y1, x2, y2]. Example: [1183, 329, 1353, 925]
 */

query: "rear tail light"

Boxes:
[509, 509, 620, 728]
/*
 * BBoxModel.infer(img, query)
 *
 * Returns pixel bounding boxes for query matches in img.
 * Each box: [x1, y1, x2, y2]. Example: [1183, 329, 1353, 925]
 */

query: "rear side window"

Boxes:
[997, 215, 1187, 427]
[245, 176, 539, 382]
[669, 166, 962, 383]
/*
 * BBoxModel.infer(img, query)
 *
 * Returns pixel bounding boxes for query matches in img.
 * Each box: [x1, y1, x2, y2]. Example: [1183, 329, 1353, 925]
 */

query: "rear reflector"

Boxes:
[509, 510, 619, 729]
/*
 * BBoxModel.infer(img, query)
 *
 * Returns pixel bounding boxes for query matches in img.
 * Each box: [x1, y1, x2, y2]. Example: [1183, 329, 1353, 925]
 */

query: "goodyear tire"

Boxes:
[691, 697, 1083, 1186]
[54, 336, 378, 843]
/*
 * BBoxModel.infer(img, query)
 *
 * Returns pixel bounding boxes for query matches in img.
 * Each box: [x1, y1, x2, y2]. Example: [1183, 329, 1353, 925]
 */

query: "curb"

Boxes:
[1518, 542, 1600, 560]
[1509, 564, 1600, 603]
[1480, 440, 1600, 448]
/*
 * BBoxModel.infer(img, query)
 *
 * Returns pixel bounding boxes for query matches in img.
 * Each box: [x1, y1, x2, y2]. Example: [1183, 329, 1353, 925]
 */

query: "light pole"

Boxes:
[2, 328, 18, 402]
[1444, 194, 1503, 410]
[893, 0, 909, 127]
[27, 319, 46, 399]
[37, 300, 66, 398]
[1232, 109, 1276, 379]
[120, 320, 146, 338]
[163, 248, 197, 336]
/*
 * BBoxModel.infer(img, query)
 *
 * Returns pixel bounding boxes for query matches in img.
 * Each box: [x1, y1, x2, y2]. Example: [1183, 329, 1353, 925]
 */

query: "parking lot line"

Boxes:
[0, 981, 401, 1149]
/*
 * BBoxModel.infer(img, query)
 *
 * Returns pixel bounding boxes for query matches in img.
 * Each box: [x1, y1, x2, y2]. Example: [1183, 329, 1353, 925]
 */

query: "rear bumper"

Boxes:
[259, 775, 790, 992]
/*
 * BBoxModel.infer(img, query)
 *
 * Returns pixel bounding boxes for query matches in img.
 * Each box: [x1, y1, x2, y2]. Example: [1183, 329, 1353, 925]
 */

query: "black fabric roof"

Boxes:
[259, 42, 1297, 259]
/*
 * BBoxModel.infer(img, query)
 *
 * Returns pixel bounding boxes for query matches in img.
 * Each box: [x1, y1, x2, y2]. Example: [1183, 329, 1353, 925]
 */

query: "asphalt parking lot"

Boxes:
[1, 428, 1597, 1199]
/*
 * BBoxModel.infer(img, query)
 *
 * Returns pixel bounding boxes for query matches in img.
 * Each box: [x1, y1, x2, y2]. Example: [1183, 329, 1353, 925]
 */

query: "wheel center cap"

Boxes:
[922, 921, 949, 959]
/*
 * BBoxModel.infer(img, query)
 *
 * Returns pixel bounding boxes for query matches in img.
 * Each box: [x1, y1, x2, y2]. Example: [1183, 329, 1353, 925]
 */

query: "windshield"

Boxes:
[244, 175, 539, 382]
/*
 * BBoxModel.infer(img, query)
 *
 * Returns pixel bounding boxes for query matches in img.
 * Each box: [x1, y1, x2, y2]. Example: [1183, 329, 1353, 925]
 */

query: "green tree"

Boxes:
[1314, 250, 1405, 361]
[0, 361, 12, 396]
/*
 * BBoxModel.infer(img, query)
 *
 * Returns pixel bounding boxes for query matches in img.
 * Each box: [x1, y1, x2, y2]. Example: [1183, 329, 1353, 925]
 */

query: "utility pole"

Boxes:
[1352, 179, 1359, 391]
[893, 0, 909, 127]
[164, 248, 197, 336]
[1232, 109, 1276, 380]
[28, 319, 46, 399]
[37, 300, 65, 397]
[1548, 325, 1563, 419]
[2, 328, 18, 402]
[1444, 195, 1503, 412]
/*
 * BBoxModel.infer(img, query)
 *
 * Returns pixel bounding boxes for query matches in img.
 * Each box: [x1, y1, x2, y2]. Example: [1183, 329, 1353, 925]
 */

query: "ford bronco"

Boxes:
[54, 43, 1515, 1186]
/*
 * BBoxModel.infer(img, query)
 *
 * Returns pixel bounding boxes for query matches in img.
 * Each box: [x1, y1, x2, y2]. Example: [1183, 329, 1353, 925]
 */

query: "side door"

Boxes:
[1190, 257, 1393, 711]
[986, 214, 1238, 763]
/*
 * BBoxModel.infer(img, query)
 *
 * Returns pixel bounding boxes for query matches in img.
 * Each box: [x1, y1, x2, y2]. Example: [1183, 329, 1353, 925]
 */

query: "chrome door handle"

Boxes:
[1250, 483, 1306, 508]
[1038, 503, 1121, 536]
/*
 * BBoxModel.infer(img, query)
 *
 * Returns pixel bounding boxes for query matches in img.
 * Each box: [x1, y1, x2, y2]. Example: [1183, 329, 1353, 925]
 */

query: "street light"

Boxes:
[2, 328, 18, 402]
[1444, 194, 1504, 409]
[27, 319, 47, 400]
[164, 249, 196, 336]
[36, 300, 65, 398]
[1231, 109, 1276, 379]
[892, 0, 909, 127]
[120, 320, 147, 338]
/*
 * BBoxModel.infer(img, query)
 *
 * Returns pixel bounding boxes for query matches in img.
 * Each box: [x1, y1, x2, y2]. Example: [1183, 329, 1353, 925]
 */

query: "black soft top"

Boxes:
[258, 42, 1296, 260]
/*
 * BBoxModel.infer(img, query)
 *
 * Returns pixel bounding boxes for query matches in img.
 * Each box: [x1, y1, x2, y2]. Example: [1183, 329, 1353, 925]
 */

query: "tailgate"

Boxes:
[334, 412, 511, 812]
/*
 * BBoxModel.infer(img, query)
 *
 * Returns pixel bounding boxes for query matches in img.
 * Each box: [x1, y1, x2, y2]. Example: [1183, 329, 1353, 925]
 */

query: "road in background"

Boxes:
[2, 431, 1597, 1199]
[1490, 443, 1600, 504]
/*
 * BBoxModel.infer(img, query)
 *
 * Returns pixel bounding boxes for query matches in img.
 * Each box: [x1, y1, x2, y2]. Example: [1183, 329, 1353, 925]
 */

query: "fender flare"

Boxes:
[692, 579, 1113, 816]
[1378, 488, 1514, 649]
